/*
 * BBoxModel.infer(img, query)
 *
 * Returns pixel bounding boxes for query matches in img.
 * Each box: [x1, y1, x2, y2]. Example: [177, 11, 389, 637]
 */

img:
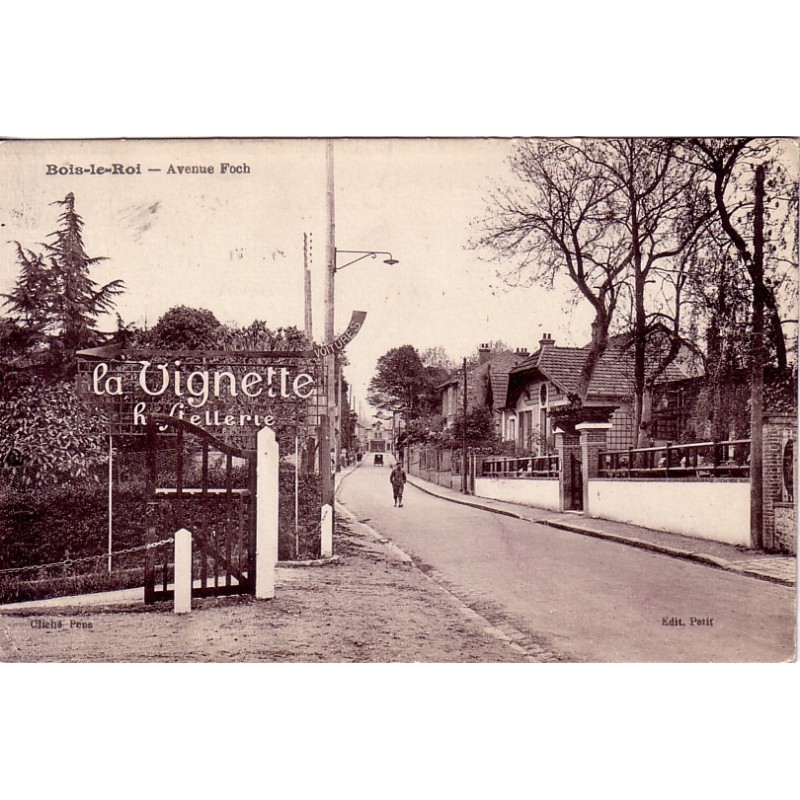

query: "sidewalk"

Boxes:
[406, 474, 797, 588]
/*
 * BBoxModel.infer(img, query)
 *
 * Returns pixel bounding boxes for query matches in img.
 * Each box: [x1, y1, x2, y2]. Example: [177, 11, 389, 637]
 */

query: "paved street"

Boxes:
[338, 463, 796, 662]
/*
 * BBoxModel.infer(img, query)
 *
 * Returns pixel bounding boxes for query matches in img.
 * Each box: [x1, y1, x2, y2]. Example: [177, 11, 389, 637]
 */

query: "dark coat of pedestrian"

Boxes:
[390, 462, 407, 507]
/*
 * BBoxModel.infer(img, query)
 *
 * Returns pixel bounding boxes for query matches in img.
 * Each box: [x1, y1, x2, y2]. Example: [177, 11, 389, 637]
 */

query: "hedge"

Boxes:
[0, 464, 324, 603]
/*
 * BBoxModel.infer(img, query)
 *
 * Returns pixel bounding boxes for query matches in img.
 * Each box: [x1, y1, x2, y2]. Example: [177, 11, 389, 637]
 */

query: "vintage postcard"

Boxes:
[0, 137, 796, 663]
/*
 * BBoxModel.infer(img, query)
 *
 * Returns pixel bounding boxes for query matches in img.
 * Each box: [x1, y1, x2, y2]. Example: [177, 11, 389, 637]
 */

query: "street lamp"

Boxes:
[323, 145, 401, 499]
[335, 249, 400, 270]
[326, 249, 400, 477]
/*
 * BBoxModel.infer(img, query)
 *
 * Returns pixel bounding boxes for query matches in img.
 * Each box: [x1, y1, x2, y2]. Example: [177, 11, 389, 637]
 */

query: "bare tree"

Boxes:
[477, 138, 711, 442]
[677, 137, 797, 371]
[420, 346, 456, 372]
[573, 139, 714, 444]
[476, 139, 629, 405]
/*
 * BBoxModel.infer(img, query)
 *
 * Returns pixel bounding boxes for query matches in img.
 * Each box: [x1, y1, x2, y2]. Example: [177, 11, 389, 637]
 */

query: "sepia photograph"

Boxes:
[5, 5, 800, 797]
[0, 136, 796, 664]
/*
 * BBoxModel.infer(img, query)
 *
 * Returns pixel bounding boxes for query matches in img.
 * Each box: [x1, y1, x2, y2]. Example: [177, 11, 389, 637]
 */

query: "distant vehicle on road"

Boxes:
[374, 454, 384, 466]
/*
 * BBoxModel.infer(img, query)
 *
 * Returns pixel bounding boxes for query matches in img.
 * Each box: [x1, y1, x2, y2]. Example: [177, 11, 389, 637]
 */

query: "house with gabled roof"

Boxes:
[501, 331, 703, 454]
[439, 344, 529, 436]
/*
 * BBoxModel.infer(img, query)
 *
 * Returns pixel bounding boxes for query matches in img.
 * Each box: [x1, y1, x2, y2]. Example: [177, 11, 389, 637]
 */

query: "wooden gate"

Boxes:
[143, 415, 257, 604]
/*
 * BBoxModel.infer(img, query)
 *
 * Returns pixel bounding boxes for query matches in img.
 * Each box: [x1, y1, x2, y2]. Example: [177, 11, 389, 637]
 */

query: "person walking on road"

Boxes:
[390, 461, 407, 507]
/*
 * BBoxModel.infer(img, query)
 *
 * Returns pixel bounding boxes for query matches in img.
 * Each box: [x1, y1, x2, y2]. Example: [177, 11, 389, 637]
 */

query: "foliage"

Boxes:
[420, 346, 456, 372]
[2, 193, 124, 356]
[0, 481, 142, 571]
[0, 461, 327, 603]
[395, 415, 442, 450]
[139, 312, 310, 353]
[0, 317, 48, 377]
[0, 195, 126, 490]
[420, 367, 450, 417]
[142, 305, 222, 349]
[278, 465, 323, 560]
[437, 406, 499, 452]
[0, 380, 106, 489]
[677, 140, 797, 355]
[111, 313, 140, 348]
[369, 344, 447, 420]
[217, 320, 310, 351]
[368, 345, 428, 419]
[2, 246, 51, 332]
[399, 407, 498, 454]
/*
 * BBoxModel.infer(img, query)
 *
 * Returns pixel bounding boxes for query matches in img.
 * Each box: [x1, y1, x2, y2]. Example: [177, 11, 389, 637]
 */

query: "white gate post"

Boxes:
[174, 528, 192, 614]
[256, 426, 279, 599]
[321, 503, 333, 558]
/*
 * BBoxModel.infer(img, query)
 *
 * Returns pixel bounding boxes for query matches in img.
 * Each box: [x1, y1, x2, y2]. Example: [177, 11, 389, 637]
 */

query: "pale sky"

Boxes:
[0, 138, 595, 408]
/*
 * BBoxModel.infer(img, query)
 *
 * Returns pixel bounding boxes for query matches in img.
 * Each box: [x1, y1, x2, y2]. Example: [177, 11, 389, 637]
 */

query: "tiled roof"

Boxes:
[437, 351, 525, 394]
[539, 345, 632, 397]
[486, 352, 527, 409]
[509, 338, 703, 403]
[489, 371, 511, 410]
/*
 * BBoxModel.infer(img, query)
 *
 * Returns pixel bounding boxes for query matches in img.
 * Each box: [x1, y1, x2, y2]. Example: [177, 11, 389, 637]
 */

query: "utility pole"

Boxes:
[461, 357, 468, 493]
[750, 164, 766, 549]
[304, 232, 313, 342]
[322, 140, 336, 508]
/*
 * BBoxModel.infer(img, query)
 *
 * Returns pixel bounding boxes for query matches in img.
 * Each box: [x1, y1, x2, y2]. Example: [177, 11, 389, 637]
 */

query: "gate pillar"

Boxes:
[577, 422, 612, 516]
[255, 426, 279, 599]
[762, 412, 797, 554]
[554, 426, 581, 512]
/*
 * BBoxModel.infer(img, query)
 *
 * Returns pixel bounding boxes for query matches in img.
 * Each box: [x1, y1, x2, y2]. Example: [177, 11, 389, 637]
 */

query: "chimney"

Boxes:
[515, 347, 530, 359]
[539, 333, 555, 349]
[478, 343, 491, 365]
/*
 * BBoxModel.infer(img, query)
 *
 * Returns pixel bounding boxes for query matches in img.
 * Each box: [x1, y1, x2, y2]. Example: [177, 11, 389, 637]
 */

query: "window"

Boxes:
[608, 409, 635, 450]
[539, 407, 548, 454]
[518, 410, 535, 453]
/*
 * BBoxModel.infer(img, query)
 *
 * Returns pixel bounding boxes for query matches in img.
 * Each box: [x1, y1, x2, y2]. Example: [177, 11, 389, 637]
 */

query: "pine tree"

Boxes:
[42, 192, 124, 351]
[2, 193, 124, 383]
[2, 244, 52, 335]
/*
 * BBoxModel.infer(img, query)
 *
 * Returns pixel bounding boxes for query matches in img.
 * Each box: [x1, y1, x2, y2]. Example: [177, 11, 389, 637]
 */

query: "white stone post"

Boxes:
[256, 426, 279, 599]
[174, 528, 192, 614]
[321, 503, 333, 558]
[576, 422, 613, 516]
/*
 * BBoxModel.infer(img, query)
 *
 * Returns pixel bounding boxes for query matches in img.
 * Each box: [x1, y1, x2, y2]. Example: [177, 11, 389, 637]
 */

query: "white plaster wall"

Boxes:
[474, 477, 560, 511]
[587, 479, 750, 546]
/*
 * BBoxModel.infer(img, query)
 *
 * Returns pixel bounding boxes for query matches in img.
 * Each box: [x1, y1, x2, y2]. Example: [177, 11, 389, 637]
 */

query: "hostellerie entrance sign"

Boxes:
[77, 311, 366, 445]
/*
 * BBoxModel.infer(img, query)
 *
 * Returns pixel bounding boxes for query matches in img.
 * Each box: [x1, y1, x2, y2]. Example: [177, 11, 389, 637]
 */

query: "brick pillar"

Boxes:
[762, 413, 796, 553]
[577, 423, 612, 516]
[555, 426, 581, 512]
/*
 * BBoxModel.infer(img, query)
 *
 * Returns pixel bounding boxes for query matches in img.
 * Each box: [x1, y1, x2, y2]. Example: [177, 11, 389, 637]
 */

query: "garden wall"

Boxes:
[586, 479, 750, 546]
[413, 466, 460, 491]
[474, 477, 560, 511]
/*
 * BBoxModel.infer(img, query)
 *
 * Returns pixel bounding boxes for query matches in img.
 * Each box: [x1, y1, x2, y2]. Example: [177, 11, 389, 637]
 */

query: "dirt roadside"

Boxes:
[0, 516, 534, 663]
